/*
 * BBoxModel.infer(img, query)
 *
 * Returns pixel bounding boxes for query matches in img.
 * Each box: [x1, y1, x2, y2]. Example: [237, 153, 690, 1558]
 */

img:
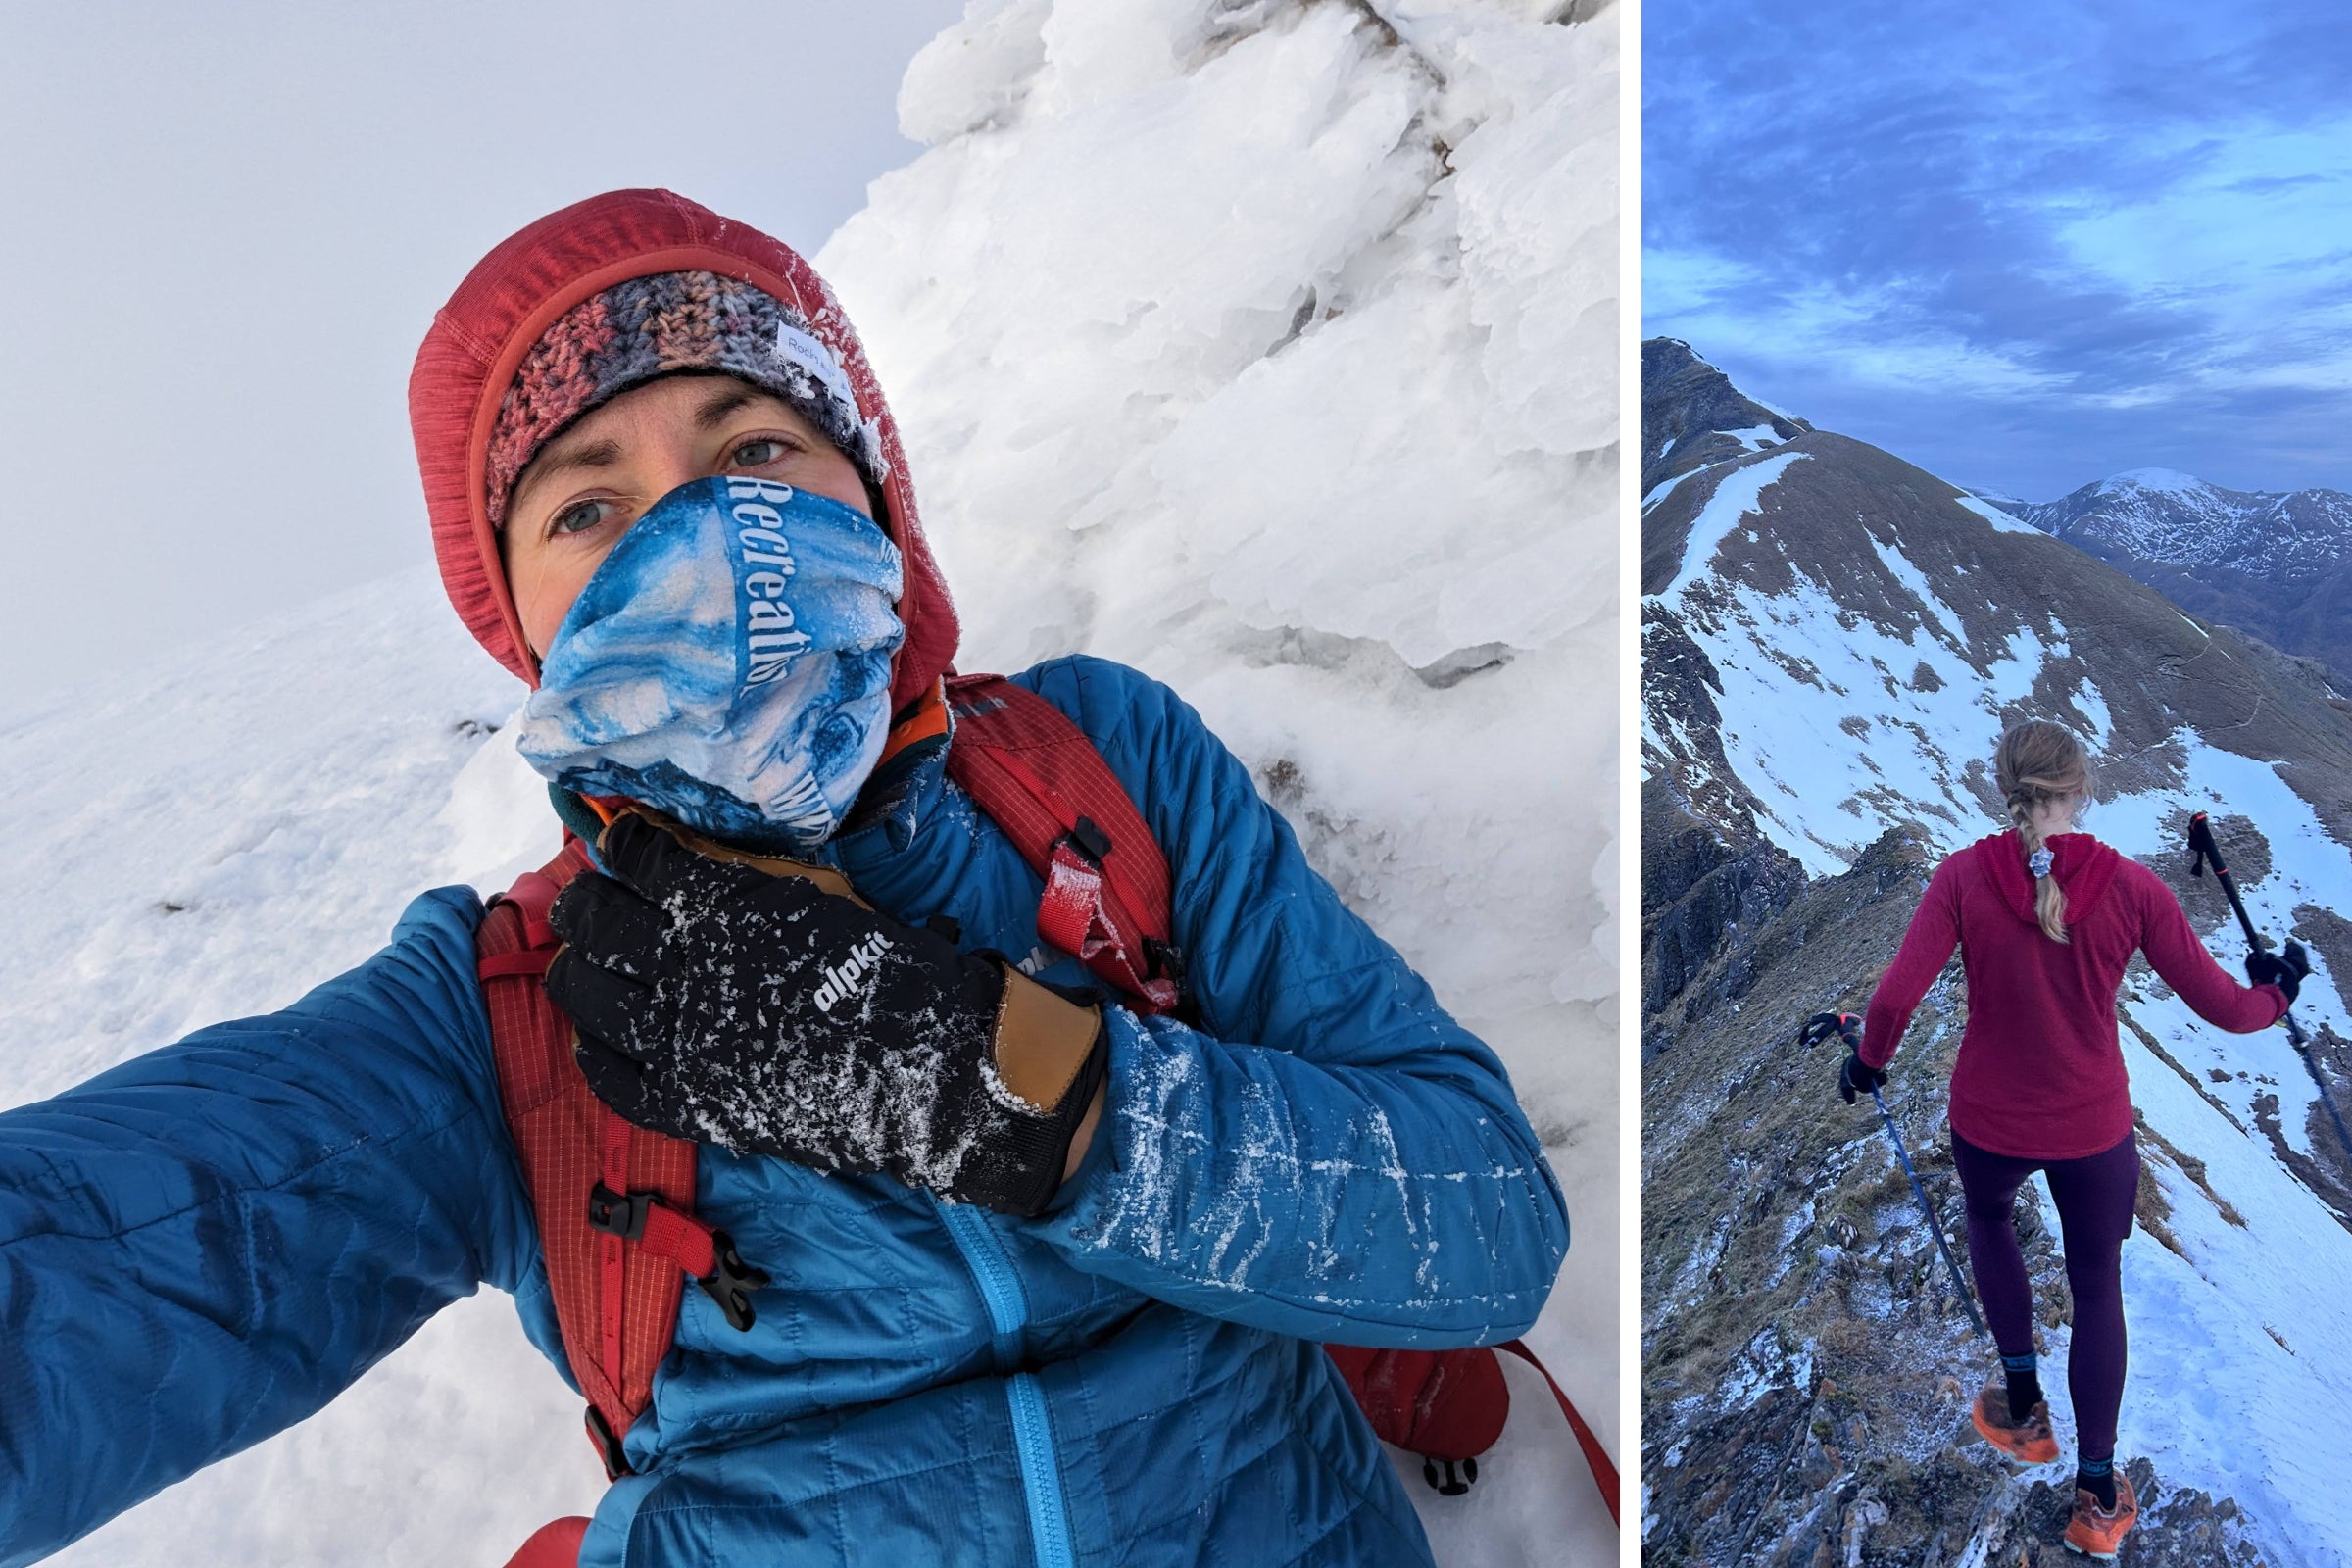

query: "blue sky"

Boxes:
[1645, 1, 2352, 501]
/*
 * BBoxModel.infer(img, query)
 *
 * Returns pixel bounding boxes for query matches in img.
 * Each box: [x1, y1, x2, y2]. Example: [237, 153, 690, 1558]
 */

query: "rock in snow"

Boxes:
[0, 4, 1619, 1564]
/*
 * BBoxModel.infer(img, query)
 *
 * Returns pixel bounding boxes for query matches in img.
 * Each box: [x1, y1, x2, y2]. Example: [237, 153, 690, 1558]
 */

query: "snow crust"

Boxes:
[1715, 421, 1782, 454]
[1643, 466, 1699, 513]
[833, 6, 1620, 1556]
[0, 1, 1618, 1562]
[1952, 492, 2040, 536]
[2101, 466, 2214, 500]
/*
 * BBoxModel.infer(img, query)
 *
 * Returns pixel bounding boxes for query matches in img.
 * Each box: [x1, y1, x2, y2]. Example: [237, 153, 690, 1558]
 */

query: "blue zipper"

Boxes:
[934, 1200, 1076, 1568]
[938, 1201, 1027, 1370]
[1008, 1372, 1075, 1568]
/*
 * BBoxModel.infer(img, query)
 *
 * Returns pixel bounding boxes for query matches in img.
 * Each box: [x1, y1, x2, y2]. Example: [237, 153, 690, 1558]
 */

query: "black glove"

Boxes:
[1838, 1052, 1888, 1105]
[545, 814, 1109, 1216]
[2247, 939, 2311, 1004]
[1796, 1011, 1861, 1053]
[1797, 1012, 1885, 1105]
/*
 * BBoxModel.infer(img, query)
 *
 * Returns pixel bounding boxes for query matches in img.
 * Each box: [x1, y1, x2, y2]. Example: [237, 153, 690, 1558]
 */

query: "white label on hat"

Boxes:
[773, 322, 860, 415]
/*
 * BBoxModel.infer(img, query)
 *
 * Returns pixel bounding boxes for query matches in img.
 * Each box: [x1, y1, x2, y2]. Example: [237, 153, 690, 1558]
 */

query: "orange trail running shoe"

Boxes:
[2063, 1470, 2138, 1560]
[1971, 1381, 2060, 1464]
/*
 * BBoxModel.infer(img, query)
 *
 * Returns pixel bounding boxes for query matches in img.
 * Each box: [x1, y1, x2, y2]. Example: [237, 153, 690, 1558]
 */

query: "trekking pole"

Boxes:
[1800, 1012, 1988, 1335]
[1870, 1083, 1988, 1337]
[2187, 811, 2352, 1163]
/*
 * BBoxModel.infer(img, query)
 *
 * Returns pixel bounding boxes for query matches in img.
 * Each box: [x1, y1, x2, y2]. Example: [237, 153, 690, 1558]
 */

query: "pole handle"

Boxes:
[2188, 812, 2268, 952]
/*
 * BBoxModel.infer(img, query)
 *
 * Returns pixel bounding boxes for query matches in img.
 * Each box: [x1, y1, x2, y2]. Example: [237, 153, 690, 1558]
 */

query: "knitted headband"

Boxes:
[482, 269, 882, 528]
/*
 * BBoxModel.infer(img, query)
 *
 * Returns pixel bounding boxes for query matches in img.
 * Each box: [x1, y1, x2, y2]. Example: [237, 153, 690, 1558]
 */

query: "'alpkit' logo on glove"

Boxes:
[812, 931, 894, 1014]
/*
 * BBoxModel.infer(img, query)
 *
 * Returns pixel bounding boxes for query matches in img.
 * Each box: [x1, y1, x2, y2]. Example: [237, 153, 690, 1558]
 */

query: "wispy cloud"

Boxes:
[1644, 0, 2352, 498]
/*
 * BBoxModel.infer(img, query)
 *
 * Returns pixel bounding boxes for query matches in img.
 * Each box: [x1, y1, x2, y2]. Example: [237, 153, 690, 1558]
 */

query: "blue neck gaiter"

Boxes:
[514, 475, 906, 855]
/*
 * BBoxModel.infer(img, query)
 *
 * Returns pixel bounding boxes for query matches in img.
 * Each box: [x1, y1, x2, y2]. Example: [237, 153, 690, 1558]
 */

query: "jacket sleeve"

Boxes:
[2135, 865, 2290, 1032]
[1018, 660, 1569, 1348]
[0, 887, 536, 1568]
[1861, 857, 1962, 1070]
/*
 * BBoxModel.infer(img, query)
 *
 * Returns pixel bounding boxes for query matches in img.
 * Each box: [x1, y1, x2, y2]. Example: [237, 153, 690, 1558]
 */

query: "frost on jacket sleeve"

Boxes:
[2132, 863, 2289, 1033]
[1019, 659, 1570, 1348]
[1861, 857, 1962, 1071]
[0, 887, 534, 1568]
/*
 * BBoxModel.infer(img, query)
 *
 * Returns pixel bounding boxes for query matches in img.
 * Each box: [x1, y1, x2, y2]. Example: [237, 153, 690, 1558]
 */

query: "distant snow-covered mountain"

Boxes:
[1642, 339, 2352, 1567]
[2025, 468, 2352, 578]
[2022, 469, 2352, 685]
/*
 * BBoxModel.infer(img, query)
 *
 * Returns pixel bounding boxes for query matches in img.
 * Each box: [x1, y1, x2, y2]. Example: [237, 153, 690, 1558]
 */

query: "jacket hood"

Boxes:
[1977, 828, 2124, 927]
[409, 188, 957, 710]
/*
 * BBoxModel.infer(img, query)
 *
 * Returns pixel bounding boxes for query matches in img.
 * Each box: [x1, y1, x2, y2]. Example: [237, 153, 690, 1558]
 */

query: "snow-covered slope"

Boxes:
[0, 574, 595, 1565]
[0, 4, 1618, 1563]
[1642, 345, 2352, 1565]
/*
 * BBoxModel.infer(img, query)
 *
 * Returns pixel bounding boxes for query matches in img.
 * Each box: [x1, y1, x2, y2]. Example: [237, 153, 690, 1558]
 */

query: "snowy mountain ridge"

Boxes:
[2024, 467, 2352, 579]
[1642, 340, 2352, 1566]
[2010, 466, 2352, 687]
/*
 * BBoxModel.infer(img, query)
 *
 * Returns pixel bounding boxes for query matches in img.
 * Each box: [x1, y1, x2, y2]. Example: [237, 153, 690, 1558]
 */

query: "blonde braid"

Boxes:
[1994, 721, 2092, 944]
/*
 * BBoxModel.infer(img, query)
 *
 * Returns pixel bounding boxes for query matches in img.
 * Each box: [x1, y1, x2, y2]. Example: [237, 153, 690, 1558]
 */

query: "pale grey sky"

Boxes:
[0, 1, 966, 710]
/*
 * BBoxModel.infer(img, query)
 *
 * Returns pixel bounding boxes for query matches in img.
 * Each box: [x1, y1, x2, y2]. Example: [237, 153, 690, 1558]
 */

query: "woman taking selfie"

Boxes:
[0, 190, 1569, 1568]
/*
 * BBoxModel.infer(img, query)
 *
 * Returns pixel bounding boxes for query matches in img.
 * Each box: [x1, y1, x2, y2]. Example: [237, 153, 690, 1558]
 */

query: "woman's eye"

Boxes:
[551, 499, 613, 537]
[730, 438, 790, 467]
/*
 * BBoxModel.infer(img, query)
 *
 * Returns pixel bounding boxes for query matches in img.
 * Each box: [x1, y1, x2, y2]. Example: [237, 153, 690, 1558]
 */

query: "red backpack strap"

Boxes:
[478, 841, 764, 1480]
[941, 673, 1182, 1014]
[1498, 1342, 1619, 1525]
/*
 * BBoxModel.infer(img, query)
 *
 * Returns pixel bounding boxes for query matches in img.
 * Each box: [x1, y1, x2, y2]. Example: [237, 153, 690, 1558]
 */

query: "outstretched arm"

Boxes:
[2135, 866, 2289, 1033]
[1022, 662, 1570, 1348]
[0, 888, 533, 1567]
[1860, 858, 1961, 1071]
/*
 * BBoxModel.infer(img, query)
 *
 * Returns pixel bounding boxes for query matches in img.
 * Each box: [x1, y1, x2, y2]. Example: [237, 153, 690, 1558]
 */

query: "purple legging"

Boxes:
[1950, 1129, 2139, 1462]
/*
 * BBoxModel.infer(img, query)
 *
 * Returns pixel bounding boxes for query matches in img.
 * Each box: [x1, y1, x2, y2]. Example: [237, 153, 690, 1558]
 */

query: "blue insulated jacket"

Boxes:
[0, 658, 1569, 1567]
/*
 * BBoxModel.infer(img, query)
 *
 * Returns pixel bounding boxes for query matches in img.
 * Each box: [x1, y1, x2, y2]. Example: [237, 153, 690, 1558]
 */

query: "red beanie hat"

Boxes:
[409, 188, 958, 709]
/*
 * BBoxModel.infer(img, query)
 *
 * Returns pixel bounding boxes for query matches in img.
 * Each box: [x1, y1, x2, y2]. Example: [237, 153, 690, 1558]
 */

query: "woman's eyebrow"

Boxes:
[514, 436, 623, 504]
[692, 385, 760, 430]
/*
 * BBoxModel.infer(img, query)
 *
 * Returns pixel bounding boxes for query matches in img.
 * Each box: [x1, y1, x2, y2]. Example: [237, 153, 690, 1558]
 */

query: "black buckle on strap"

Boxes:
[1062, 815, 1113, 864]
[584, 1402, 633, 1481]
[585, 1182, 650, 1242]
[1422, 1455, 1478, 1495]
[697, 1230, 769, 1333]
[1142, 935, 1186, 987]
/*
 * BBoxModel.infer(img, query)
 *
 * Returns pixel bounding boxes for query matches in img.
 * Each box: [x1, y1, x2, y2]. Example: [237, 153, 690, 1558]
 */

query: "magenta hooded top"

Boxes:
[1863, 830, 2286, 1160]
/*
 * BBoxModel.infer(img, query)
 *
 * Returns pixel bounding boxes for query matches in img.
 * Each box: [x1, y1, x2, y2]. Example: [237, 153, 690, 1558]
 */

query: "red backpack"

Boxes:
[478, 675, 1617, 1565]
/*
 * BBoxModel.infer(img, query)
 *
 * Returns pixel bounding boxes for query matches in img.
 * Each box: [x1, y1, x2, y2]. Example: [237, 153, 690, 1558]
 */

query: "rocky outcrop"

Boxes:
[1643, 338, 1811, 498]
[1642, 781, 1805, 1037]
